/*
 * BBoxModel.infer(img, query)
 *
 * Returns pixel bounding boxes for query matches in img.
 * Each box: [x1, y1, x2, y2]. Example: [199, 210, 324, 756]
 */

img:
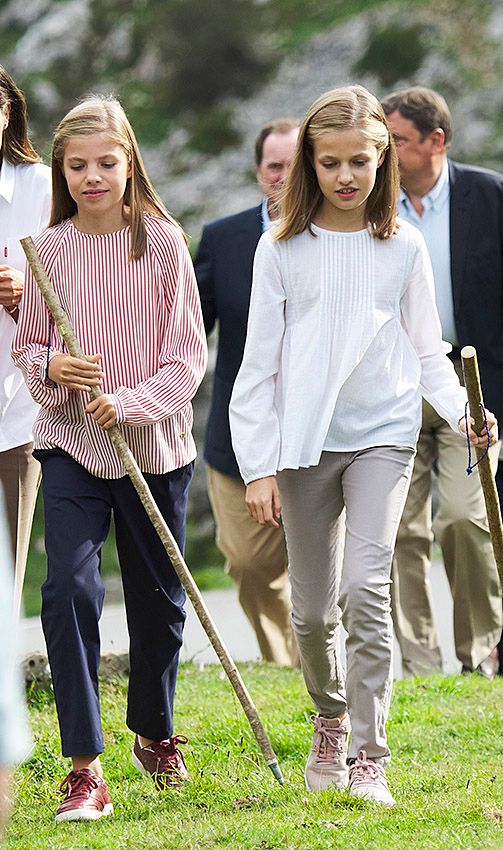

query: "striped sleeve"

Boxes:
[11, 224, 71, 409]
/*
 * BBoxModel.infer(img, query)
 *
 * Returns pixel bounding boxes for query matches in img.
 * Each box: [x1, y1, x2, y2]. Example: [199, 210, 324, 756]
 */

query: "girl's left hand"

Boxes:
[459, 409, 498, 447]
[85, 395, 117, 430]
[245, 476, 282, 528]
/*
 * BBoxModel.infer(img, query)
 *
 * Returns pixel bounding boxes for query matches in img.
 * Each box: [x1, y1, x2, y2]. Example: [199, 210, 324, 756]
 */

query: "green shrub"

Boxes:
[354, 23, 430, 87]
[187, 107, 242, 155]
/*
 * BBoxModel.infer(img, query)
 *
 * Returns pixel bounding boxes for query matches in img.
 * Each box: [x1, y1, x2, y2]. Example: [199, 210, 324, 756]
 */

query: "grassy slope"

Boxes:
[5, 667, 503, 850]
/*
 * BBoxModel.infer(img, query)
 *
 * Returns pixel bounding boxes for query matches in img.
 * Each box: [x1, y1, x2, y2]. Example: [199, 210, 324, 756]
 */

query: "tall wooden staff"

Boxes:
[461, 345, 503, 592]
[21, 236, 284, 785]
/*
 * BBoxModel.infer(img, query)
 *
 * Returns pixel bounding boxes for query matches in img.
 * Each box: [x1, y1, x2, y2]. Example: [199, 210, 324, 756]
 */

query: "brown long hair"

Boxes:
[0, 65, 41, 165]
[275, 85, 399, 241]
[50, 96, 187, 259]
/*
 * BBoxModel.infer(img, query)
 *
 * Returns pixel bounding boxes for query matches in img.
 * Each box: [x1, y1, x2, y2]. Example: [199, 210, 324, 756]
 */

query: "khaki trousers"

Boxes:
[0, 442, 40, 613]
[392, 399, 502, 674]
[207, 466, 298, 666]
[278, 447, 415, 765]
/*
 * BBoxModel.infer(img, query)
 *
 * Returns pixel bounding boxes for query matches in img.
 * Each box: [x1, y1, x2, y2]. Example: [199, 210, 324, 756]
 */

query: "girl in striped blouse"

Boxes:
[13, 97, 207, 822]
[230, 86, 497, 806]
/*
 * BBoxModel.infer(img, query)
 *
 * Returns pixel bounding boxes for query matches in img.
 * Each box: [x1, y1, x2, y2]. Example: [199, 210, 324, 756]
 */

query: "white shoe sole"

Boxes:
[131, 748, 186, 787]
[55, 803, 114, 822]
[349, 786, 395, 806]
[131, 748, 151, 777]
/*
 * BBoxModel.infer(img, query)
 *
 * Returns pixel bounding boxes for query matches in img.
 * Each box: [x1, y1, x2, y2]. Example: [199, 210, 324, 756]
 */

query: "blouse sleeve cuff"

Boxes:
[110, 393, 125, 424]
[38, 349, 64, 389]
[241, 468, 278, 486]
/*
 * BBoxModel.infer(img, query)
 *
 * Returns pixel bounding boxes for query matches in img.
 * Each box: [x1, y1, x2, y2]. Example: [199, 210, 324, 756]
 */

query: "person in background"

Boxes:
[382, 86, 502, 679]
[12, 96, 206, 823]
[497, 453, 503, 674]
[0, 489, 32, 838]
[0, 65, 51, 612]
[194, 118, 300, 667]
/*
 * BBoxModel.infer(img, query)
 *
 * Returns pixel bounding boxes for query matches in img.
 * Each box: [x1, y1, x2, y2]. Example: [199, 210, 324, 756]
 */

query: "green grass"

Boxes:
[4, 669, 503, 849]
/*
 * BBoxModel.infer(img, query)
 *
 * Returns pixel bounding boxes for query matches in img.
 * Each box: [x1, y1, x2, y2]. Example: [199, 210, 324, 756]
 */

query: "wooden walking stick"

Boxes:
[461, 345, 503, 592]
[21, 236, 284, 785]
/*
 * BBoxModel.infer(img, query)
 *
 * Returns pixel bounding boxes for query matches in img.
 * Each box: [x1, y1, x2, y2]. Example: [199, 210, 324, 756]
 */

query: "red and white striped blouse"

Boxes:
[12, 214, 207, 478]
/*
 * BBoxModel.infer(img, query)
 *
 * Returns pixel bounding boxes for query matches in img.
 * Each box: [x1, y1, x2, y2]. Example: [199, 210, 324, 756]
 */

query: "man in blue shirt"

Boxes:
[383, 86, 502, 679]
[194, 118, 300, 666]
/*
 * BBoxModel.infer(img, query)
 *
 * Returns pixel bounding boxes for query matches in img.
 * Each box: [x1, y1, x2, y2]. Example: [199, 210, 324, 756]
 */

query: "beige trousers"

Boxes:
[278, 447, 415, 764]
[0, 442, 40, 613]
[206, 466, 298, 666]
[392, 399, 502, 674]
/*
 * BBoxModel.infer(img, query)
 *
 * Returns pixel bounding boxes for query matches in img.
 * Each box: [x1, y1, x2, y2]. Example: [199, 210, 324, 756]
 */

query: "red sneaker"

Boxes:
[55, 769, 113, 823]
[132, 734, 189, 788]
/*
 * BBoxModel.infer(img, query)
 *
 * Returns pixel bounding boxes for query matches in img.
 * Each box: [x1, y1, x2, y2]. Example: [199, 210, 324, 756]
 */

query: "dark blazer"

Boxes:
[194, 205, 263, 477]
[449, 160, 503, 423]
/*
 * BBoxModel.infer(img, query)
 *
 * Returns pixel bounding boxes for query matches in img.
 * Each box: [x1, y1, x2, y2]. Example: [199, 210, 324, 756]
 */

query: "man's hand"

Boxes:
[48, 353, 103, 392]
[245, 476, 282, 528]
[85, 395, 117, 430]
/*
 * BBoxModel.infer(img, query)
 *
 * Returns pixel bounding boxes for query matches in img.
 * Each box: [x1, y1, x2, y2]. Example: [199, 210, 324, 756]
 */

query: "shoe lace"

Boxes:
[313, 717, 346, 761]
[59, 770, 99, 799]
[350, 751, 381, 784]
[153, 735, 188, 775]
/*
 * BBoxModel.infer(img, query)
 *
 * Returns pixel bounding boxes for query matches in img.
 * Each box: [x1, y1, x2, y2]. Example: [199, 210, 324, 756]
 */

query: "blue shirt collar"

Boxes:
[399, 158, 450, 214]
[261, 197, 272, 232]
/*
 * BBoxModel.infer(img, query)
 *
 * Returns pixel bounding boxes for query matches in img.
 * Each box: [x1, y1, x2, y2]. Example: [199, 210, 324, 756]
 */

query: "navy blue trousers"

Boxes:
[36, 450, 193, 757]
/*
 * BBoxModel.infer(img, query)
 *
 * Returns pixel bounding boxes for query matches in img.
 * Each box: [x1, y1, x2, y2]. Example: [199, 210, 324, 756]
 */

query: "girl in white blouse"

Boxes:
[230, 86, 497, 806]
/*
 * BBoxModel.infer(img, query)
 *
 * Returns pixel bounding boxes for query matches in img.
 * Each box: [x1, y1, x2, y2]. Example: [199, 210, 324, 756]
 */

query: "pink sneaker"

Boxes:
[304, 714, 350, 791]
[132, 734, 189, 788]
[348, 749, 395, 806]
[55, 769, 113, 823]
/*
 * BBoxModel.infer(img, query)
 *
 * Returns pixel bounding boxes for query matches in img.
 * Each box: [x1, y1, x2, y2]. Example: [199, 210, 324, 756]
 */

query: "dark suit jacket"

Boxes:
[449, 160, 503, 422]
[194, 205, 262, 477]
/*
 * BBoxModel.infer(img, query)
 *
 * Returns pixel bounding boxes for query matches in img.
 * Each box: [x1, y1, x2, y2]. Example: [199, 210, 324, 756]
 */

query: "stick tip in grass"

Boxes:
[268, 760, 284, 785]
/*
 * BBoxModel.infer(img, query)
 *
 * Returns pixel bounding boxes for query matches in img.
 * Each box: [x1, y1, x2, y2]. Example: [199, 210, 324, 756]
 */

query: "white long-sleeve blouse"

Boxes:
[230, 219, 468, 485]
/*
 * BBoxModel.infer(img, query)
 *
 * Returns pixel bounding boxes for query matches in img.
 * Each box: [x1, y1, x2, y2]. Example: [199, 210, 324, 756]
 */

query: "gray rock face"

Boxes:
[21, 652, 51, 688]
[5, 1, 502, 237]
[21, 651, 130, 686]
[11, 0, 91, 73]
[146, 2, 503, 238]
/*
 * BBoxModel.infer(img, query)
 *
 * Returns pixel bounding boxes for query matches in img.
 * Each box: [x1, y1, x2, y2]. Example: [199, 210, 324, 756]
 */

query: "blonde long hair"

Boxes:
[50, 96, 187, 258]
[275, 85, 399, 241]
